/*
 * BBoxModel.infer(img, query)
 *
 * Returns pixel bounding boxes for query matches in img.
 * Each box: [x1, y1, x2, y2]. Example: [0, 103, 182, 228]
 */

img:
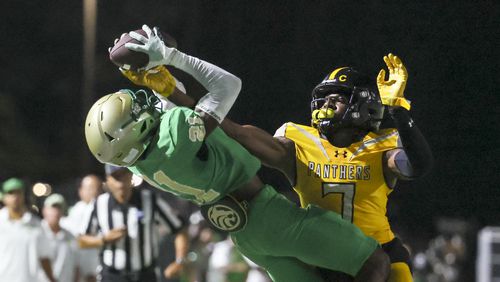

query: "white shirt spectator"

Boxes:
[61, 200, 100, 278]
[39, 220, 79, 282]
[0, 208, 51, 282]
[207, 237, 251, 282]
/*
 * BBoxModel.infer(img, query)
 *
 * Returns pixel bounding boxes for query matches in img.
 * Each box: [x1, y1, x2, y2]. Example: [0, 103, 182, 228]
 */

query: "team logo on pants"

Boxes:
[201, 195, 248, 232]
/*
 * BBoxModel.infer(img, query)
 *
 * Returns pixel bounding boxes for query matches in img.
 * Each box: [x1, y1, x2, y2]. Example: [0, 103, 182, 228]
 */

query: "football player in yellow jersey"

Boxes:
[220, 54, 433, 281]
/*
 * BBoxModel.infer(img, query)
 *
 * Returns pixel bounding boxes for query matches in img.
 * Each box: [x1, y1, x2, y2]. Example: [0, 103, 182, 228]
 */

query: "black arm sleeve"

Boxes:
[389, 107, 434, 179]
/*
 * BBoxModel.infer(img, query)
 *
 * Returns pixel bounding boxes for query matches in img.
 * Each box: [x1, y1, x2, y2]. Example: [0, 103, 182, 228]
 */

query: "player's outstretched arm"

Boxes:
[120, 26, 297, 178]
[121, 65, 296, 180]
[378, 53, 433, 179]
[221, 119, 296, 177]
[124, 25, 241, 136]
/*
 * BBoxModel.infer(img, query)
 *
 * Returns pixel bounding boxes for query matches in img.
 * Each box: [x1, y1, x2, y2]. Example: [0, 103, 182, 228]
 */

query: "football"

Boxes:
[109, 28, 177, 71]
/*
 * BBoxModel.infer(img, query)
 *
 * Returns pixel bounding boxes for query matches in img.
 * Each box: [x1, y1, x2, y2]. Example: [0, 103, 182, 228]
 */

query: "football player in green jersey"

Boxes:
[85, 25, 390, 282]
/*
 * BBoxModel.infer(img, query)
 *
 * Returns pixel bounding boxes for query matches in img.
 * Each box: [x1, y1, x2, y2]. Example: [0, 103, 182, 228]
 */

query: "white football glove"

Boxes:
[125, 24, 178, 70]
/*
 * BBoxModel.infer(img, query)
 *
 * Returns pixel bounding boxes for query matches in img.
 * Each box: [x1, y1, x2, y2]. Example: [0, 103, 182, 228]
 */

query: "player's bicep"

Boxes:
[242, 126, 294, 170]
[220, 119, 293, 170]
[385, 148, 413, 180]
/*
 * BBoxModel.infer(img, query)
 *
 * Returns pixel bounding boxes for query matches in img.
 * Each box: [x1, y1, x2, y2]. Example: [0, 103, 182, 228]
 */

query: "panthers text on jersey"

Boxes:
[275, 122, 400, 244]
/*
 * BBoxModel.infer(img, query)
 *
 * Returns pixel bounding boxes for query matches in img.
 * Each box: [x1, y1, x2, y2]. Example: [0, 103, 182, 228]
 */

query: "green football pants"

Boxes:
[231, 185, 378, 282]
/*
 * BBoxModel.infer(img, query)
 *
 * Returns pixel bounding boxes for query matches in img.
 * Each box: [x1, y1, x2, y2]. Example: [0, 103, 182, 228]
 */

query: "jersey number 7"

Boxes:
[322, 183, 356, 222]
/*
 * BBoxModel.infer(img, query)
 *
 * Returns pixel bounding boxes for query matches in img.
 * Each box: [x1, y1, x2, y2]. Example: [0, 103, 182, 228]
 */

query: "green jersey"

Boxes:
[129, 107, 260, 205]
[128, 107, 378, 280]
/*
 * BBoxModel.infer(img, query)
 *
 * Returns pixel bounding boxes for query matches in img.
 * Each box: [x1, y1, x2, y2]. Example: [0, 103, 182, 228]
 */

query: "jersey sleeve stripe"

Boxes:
[349, 131, 399, 161]
[290, 123, 331, 161]
[273, 123, 288, 137]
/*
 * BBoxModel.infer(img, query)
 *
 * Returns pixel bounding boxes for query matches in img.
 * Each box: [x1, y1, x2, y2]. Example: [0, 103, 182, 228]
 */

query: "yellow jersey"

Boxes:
[275, 122, 400, 244]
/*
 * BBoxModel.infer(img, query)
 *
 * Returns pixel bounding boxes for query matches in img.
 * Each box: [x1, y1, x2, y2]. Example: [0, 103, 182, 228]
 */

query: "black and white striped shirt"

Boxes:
[82, 188, 184, 272]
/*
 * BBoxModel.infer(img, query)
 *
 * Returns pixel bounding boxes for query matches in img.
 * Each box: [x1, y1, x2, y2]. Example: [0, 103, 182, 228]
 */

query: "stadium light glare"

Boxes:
[33, 182, 52, 197]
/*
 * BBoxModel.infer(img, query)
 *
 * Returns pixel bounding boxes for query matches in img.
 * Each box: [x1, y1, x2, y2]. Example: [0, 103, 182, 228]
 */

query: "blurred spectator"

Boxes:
[207, 236, 249, 282]
[40, 193, 79, 282]
[412, 218, 469, 282]
[182, 222, 220, 282]
[0, 178, 56, 282]
[78, 165, 189, 282]
[61, 174, 103, 282]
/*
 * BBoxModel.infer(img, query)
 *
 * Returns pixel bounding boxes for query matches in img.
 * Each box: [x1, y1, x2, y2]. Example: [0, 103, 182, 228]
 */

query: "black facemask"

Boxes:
[313, 87, 383, 147]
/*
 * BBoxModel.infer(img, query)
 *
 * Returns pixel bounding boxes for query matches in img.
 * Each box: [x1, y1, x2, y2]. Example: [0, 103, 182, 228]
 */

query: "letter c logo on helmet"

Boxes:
[316, 67, 372, 96]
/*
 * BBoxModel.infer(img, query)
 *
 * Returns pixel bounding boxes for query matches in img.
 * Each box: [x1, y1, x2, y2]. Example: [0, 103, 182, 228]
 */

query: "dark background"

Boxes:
[1, 0, 498, 279]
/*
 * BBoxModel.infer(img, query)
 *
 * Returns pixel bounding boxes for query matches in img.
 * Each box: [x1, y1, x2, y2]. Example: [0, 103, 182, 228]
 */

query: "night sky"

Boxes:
[1, 0, 499, 273]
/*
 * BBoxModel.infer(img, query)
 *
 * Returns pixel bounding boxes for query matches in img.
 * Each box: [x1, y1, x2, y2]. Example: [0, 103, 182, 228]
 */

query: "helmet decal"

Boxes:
[326, 67, 349, 82]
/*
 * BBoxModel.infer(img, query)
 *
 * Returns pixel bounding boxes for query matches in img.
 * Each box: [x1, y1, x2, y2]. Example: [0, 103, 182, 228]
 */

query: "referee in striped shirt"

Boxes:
[78, 165, 189, 282]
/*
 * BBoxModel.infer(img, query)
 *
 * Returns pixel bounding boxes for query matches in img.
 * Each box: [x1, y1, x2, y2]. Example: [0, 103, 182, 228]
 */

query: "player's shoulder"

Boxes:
[274, 122, 315, 137]
[363, 128, 400, 150]
[369, 128, 399, 140]
[153, 106, 204, 158]
[160, 107, 202, 131]
[162, 106, 195, 122]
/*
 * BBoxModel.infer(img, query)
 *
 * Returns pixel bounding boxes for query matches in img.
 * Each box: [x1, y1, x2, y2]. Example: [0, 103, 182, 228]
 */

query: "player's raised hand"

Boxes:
[126, 25, 178, 70]
[376, 53, 411, 110]
[121, 65, 177, 98]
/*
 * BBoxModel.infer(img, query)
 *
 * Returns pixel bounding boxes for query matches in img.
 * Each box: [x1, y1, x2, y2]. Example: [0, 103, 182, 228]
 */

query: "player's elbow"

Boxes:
[222, 74, 242, 96]
[393, 148, 434, 180]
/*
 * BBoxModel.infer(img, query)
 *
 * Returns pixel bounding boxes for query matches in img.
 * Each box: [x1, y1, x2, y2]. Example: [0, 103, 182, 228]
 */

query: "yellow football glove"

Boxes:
[121, 65, 176, 98]
[376, 53, 411, 110]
